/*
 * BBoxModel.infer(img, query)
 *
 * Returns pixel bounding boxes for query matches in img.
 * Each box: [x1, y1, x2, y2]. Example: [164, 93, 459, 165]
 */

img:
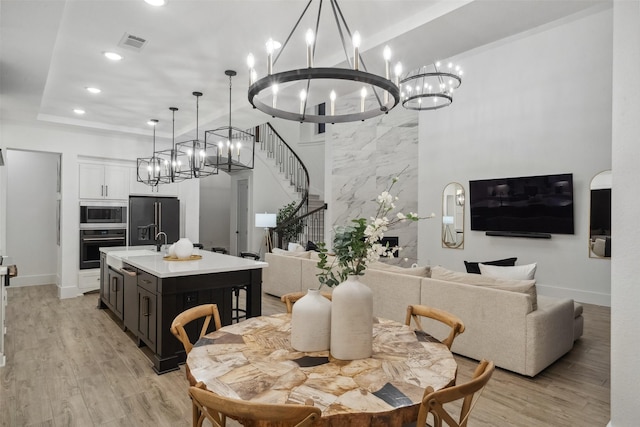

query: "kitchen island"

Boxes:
[99, 247, 267, 374]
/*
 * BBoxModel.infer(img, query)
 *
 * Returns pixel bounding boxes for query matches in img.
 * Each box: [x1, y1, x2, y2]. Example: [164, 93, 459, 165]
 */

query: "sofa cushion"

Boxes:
[368, 261, 431, 277]
[479, 263, 537, 280]
[431, 266, 537, 310]
[464, 257, 517, 274]
[272, 248, 311, 258]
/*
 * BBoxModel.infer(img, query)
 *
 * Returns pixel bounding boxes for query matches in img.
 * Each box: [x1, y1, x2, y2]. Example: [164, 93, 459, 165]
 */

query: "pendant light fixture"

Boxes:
[136, 119, 161, 186]
[246, 0, 400, 124]
[176, 91, 218, 178]
[155, 107, 190, 183]
[205, 70, 255, 173]
[399, 61, 463, 110]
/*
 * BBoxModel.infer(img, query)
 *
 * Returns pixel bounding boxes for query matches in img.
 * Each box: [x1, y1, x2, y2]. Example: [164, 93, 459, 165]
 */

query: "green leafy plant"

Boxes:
[277, 201, 304, 244]
[316, 170, 428, 289]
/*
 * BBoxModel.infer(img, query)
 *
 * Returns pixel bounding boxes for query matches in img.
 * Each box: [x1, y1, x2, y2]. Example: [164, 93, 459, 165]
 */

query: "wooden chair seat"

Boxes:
[281, 291, 332, 314]
[189, 382, 321, 427]
[170, 304, 222, 385]
[405, 304, 465, 350]
[416, 359, 495, 427]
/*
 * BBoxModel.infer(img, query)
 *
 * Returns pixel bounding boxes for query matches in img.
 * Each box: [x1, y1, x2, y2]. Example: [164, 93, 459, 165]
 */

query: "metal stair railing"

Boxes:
[273, 203, 326, 249]
[253, 123, 320, 248]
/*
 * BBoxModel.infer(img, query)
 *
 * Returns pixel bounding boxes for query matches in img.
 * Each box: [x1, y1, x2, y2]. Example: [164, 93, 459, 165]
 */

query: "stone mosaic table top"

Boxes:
[187, 313, 457, 426]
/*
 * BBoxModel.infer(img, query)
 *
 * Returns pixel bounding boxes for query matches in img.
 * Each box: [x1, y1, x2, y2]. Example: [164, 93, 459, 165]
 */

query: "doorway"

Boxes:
[236, 179, 249, 255]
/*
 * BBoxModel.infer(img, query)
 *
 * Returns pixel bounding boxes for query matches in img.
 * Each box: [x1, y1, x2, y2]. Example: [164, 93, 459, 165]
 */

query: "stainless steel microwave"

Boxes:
[80, 204, 127, 224]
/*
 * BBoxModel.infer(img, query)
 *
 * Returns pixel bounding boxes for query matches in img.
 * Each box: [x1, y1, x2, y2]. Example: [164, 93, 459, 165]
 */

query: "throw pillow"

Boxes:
[272, 248, 311, 258]
[431, 265, 537, 311]
[463, 257, 517, 274]
[305, 240, 320, 252]
[479, 263, 537, 280]
[287, 242, 306, 252]
[368, 261, 431, 277]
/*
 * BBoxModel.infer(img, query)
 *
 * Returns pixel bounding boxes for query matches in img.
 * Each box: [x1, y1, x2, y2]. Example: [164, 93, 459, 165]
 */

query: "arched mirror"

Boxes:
[442, 182, 465, 249]
[589, 170, 611, 258]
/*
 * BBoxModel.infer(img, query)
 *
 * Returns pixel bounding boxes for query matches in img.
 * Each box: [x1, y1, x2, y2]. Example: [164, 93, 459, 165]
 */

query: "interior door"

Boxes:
[237, 179, 249, 255]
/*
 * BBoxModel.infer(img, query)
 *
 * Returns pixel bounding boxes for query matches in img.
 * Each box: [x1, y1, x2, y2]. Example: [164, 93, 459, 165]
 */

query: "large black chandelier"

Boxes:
[399, 62, 463, 111]
[176, 91, 218, 178]
[136, 119, 162, 187]
[246, 0, 401, 124]
[205, 70, 255, 173]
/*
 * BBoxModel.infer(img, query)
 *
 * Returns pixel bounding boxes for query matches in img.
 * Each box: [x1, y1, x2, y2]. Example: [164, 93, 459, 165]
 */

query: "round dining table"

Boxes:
[186, 313, 457, 427]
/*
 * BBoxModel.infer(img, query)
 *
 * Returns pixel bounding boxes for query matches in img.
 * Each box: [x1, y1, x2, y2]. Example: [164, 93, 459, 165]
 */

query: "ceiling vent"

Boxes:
[118, 33, 147, 51]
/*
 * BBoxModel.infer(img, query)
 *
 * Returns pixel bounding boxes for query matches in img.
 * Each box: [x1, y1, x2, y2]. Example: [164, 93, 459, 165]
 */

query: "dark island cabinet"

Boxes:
[137, 270, 157, 353]
[99, 258, 263, 374]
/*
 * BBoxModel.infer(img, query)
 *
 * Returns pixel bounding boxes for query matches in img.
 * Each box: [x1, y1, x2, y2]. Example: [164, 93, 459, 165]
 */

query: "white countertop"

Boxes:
[100, 246, 268, 278]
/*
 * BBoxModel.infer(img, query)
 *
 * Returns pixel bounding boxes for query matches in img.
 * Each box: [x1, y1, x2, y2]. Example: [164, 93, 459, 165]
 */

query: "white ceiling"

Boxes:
[0, 0, 608, 140]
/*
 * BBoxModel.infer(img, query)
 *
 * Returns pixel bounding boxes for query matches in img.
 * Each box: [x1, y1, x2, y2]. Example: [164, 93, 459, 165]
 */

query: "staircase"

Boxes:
[252, 123, 326, 248]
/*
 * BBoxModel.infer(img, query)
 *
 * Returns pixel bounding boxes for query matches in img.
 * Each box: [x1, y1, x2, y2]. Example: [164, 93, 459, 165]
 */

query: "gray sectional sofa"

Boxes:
[262, 251, 584, 377]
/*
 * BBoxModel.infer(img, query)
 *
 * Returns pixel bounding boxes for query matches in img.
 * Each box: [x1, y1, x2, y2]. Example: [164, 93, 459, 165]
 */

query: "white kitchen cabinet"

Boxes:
[79, 163, 130, 200]
[78, 269, 101, 292]
[129, 167, 178, 196]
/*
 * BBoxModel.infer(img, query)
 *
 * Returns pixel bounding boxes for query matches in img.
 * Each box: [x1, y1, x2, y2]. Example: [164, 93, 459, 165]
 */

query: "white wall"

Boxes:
[198, 173, 231, 250]
[610, 1, 640, 425]
[418, 7, 613, 305]
[0, 119, 199, 298]
[6, 150, 58, 286]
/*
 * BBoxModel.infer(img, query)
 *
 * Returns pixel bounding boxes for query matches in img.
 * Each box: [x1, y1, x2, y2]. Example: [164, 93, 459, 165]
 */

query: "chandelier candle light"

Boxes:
[246, 0, 401, 124]
[399, 61, 463, 110]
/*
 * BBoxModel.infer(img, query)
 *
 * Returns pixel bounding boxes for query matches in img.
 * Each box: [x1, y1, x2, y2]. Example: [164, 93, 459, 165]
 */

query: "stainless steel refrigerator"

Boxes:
[129, 196, 180, 246]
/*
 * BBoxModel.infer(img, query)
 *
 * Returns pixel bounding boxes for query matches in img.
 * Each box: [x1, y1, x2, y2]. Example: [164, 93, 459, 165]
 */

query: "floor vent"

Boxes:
[118, 33, 148, 51]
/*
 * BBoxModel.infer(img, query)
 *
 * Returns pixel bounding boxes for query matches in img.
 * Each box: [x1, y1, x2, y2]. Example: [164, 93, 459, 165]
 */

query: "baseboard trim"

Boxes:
[537, 284, 610, 306]
[58, 285, 80, 300]
[9, 274, 56, 287]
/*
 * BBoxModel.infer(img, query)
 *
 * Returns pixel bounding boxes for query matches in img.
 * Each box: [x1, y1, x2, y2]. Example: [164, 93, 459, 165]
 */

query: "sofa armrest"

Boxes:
[525, 295, 575, 376]
[262, 253, 304, 297]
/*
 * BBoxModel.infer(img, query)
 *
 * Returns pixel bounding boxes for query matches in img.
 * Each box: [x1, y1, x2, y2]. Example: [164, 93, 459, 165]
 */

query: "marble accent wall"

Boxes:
[327, 108, 422, 264]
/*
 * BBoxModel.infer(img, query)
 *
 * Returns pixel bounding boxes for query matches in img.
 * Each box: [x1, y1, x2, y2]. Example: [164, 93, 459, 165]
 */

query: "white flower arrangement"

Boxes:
[316, 169, 431, 289]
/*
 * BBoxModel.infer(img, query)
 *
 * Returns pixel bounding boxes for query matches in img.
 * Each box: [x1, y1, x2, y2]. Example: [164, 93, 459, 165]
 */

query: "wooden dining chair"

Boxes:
[415, 359, 495, 427]
[189, 382, 322, 427]
[170, 304, 222, 385]
[405, 304, 465, 350]
[281, 291, 332, 314]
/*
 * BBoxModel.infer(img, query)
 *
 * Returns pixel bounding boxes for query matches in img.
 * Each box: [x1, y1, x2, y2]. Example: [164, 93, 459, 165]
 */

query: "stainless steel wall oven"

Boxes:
[79, 228, 126, 269]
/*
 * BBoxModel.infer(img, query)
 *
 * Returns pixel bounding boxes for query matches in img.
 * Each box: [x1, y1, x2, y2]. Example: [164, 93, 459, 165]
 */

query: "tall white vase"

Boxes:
[330, 276, 373, 360]
[291, 289, 331, 352]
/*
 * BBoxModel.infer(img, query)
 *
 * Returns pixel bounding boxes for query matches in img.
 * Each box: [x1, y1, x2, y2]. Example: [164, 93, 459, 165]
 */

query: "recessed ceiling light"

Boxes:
[86, 87, 101, 94]
[103, 51, 123, 61]
[144, 0, 167, 6]
[73, 109, 85, 115]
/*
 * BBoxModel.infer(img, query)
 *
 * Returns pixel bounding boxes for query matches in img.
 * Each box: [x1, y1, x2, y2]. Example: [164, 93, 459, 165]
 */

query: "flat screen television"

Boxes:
[469, 173, 574, 235]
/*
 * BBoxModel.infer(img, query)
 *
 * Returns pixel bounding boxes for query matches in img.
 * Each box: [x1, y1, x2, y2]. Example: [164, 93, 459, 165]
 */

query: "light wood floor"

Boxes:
[0, 285, 610, 426]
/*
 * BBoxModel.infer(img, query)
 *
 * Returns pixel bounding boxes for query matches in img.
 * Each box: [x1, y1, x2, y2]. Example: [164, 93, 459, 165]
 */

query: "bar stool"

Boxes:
[211, 247, 228, 254]
[230, 252, 260, 323]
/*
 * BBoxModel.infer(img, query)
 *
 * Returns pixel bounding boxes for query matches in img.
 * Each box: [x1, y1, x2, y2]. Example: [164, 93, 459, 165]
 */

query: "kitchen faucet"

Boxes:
[155, 231, 168, 252]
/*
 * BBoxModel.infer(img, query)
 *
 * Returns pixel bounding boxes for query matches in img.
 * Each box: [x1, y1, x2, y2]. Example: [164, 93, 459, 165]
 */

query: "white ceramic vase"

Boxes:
[330, 276, 373, 360]
[174, 237, 193, 259]
[290, 289, 332, 352]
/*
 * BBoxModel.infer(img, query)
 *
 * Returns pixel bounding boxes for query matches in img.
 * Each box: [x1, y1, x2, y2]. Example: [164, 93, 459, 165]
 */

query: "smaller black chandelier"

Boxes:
[136, 119, 162, 187]
[246, 0, 401, 124]
[399, 62, 463, 111]
[205, 70, 255, 173]
[155, 107, 191, 184]
[176, 91, 218, 178]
